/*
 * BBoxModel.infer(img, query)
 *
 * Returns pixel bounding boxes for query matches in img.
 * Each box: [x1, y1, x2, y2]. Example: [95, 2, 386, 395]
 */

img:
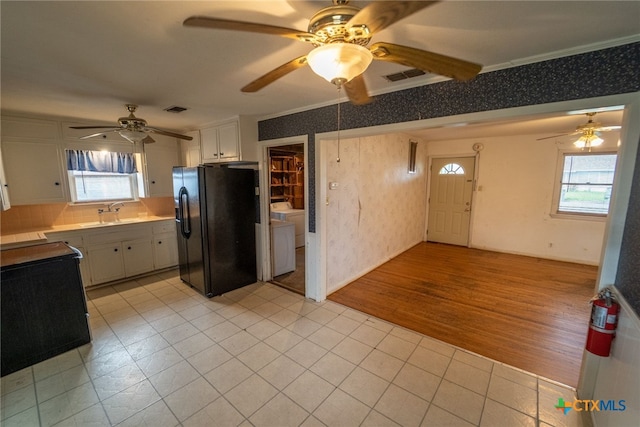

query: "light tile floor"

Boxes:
[1, 269, 593, 426]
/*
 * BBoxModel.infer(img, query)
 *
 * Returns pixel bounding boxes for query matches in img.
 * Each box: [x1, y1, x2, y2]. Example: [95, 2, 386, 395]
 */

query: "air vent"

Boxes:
[383, 68, 426, 82]
[164, 105, 188, 113]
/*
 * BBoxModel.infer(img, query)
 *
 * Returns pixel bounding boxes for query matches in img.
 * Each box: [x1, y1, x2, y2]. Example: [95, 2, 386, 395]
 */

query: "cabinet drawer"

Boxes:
[84, 224, 151, 245]
[152, 220, 175, 234]
[45, 232, 84, 248]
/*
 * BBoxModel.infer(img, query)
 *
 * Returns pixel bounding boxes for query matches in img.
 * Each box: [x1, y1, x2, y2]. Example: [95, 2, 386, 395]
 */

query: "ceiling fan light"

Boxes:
[574, 134, 604, 149]
[119, 129, 147, 143]
[307, 43, 373, 85]
[589, 136, 604, 147]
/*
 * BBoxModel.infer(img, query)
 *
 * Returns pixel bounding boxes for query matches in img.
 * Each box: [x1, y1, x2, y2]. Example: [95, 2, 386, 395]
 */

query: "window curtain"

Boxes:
[66, 150, 137, 173]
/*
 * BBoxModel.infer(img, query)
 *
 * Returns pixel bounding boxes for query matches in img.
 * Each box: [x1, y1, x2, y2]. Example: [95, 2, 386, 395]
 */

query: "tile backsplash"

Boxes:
[0, 197, 174, 234]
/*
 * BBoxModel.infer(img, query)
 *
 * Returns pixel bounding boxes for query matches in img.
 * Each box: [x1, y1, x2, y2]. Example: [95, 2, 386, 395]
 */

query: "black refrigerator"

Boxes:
[173, 164, 257, 297]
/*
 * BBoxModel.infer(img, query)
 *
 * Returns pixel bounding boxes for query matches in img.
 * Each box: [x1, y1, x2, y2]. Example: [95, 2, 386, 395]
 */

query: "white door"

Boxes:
[427, 157, 475, 246]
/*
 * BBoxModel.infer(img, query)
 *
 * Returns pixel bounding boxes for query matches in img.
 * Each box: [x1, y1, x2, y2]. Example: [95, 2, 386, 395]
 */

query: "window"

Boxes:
[554, 152, 617, 216]
[439, 163, 465, 175]
[66, 150, 144, 203]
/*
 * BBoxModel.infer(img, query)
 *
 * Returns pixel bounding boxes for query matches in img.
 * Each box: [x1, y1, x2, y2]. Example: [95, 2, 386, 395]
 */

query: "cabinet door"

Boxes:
[1, 141, 66, 205]
[180, 131, 201, 167]
[153, 232, 178, 269]
[145, 145, 179, 197]
[123, 239, 154, 276]
[45, 232, 91, 287]
[200, 127, 220, 162]
[218, 122, 239, 160]
[0, 149, 10, 210]
[187, 144, 201, 167]
[88, 243, 125, 284]
[76, 247, 92, 288]
[56, 246, 93, 288]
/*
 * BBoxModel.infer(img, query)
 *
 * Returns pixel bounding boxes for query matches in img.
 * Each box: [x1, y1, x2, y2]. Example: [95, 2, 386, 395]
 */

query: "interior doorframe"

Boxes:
[257, 135, 309, 294]
[425, 154, 478, 246]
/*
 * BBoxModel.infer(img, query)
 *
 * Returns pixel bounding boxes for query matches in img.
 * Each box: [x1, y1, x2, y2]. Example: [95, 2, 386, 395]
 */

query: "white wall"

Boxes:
[325, 133, 428, 294]
[426, 132, 618, 265]
[578, 98, 640, 427]
[589, 292, 640, 426]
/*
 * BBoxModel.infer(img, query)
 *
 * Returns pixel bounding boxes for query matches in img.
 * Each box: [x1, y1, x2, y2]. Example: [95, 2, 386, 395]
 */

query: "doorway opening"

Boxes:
[268, 144, 305, 295]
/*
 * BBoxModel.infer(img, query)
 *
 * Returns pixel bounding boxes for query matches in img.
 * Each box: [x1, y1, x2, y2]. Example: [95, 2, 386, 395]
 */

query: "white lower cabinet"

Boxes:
[152, 220, 178, 270]
[44, 231, 91, 288]
[123, 239, 155, 277]
[86, 226, 153, 285]
[88, 243, 127, 284]
[153, 232, 178, 269]
[46, 220, 177, 287]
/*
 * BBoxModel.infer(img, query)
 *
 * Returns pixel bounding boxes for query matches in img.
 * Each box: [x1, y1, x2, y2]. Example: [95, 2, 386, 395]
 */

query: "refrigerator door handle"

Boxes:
[178, 186, 192, 238]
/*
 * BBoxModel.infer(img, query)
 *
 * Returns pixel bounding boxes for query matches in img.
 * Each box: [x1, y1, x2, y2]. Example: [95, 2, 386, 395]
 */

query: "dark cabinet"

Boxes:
[1, 242, 91, 376]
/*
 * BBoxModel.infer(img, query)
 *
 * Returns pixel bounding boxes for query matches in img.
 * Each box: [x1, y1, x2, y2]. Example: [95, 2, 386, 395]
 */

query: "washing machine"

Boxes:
[270, 219, 295, 276]
[270, 202, 305, 247]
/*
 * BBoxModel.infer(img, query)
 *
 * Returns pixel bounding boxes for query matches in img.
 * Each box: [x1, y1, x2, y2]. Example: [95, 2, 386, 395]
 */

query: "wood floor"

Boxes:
[328, 242, 597, 388]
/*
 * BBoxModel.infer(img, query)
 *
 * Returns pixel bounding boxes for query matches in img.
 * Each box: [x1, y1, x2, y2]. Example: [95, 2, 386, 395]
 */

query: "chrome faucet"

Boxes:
[107, 202, 125, 212]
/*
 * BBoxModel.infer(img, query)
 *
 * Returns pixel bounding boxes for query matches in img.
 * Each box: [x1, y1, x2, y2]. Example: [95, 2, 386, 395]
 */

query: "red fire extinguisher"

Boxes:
[585, 288, 619, 357]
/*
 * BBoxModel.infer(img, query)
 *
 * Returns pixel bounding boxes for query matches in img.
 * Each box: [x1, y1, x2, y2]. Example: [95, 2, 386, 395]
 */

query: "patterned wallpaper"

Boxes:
[616, 136, 640, 315]
[259, 42, 640, 234]
[325, 134, 427, 293]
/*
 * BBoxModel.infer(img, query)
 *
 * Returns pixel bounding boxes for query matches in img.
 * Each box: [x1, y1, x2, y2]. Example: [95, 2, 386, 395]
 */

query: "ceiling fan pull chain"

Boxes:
[336, 85, 341, 163]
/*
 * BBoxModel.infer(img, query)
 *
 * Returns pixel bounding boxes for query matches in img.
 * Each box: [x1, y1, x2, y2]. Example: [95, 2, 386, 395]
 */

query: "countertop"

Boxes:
[1, 241, 78, 268]
[0, 216, 174, 250]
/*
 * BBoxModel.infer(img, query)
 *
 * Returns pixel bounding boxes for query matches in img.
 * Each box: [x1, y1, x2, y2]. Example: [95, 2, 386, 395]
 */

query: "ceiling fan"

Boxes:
[538, 112, 621, 150]
[183, 0, 482, 105]
[70, 104, 193, 144]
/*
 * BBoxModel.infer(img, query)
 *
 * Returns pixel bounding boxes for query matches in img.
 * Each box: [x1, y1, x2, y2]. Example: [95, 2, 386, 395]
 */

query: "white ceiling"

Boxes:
[1, 1, 638, 136]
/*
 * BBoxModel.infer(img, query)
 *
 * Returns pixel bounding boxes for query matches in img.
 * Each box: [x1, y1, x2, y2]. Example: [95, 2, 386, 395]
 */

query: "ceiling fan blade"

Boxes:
[347, 1, 438, 34]
[597, 125, 622, 131]
[145, 127, 193, 141]
[537, 130, 582, 141]
[70, 125, 119, 130]
[536, 133, 569, 141]
[370, 42, 482, 81]
[241, 55, 308, 93]
[343, 74, 372, 105]
[78, 129, 121, 139]
[183, 17, 315, 43]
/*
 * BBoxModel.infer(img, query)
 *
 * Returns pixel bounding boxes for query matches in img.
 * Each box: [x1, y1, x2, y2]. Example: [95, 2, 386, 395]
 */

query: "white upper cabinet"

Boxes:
[144, 141, 179, 197]
[1, 141, 67, 205]
[0, 149, 11, 210]
[218, 121, 240, 160]
[201, 120, 240, 163]
[1, 117, 67, 205]
[2, 117, 59, 140]
[182, 116, 258, 165]
[180, 130, 201, 167]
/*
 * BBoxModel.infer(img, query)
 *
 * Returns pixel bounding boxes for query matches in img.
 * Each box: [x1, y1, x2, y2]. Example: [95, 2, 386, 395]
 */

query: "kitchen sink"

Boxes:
[79, 218, 142, 228]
